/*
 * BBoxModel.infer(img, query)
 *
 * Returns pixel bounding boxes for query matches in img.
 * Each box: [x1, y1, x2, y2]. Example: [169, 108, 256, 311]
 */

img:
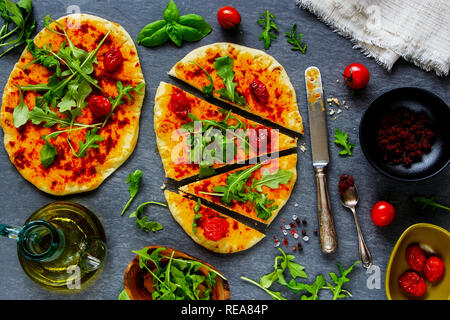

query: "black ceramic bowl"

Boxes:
[359, 87, 450, 182]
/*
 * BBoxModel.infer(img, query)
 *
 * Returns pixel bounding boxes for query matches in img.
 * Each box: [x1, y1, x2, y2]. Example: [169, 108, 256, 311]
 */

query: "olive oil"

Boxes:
[18, 202, 106, 292]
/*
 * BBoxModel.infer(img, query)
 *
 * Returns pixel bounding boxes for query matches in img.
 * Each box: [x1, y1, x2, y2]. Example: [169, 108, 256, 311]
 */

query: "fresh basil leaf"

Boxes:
[179, 14, 212, 35]
[179, 24, 205, 42]
[12, 87, 29, 128]
[165, 22, 182, 47]
[163, 0, 180, 22]
[137, 20, 168, 46]
[40, 137, 58, 168]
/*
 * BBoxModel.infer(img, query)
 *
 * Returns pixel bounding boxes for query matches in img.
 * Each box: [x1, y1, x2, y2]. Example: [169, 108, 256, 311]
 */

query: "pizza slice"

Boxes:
[164, 190, 265, 254]
[179, 154, 297, 225]
[154, 82, 297, 181]
[168, 42, 303, 134]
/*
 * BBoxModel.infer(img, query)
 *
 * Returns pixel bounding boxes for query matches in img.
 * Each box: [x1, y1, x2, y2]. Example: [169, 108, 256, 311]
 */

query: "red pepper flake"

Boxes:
[290, 222, 296, 229]
[292, 245, 297, 252]
[295, 218, 301, 225]
[282, 218, 286, 223]
[338, 174, 354, 196]
[297, 242, 303, 251]
[290, 229, 296, 235]
[302, 230, 307, 236]
[302, 219, 307, 226]
[283, 238, 288, 247]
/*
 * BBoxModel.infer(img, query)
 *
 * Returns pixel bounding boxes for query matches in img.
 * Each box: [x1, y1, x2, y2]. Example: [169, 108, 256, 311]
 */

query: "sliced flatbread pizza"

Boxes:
[164, 190, 265, 254]
[154, 81, 297, 181]
[180, 153, 297, 225]
[168, 42, 303, 134]
[0, 14, 145, 195]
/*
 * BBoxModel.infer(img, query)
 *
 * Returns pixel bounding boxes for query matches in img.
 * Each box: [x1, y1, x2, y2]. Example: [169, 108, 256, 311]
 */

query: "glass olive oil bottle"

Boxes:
[1, 202, 106, 292]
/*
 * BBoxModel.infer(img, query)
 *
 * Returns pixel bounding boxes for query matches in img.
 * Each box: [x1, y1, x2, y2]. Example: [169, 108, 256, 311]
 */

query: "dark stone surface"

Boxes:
[0, 0, 448, 300]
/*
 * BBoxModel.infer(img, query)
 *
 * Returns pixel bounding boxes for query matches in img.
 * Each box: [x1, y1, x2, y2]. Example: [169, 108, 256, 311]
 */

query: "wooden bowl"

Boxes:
[385, 223, 450, 300]
[123, 246, 230, 300]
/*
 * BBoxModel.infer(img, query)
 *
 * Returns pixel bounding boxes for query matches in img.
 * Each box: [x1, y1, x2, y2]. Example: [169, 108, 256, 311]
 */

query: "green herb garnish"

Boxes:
[190, 60, 213, 97]
[411, 196, 450, 211]
[129, 201, 167, 232]
[130, 246, 226, 300]
[285, 23, 306, 53]
[334, 128, 356, 156]
[213, 55, 247, 107]
[121, 169, 143, 216]
[0, 0, 36, 58]
[241, 248, 360, 300]
[137, 0, 211, 48]
[192, 199, 202, 235]
[257, 10, 278, 50]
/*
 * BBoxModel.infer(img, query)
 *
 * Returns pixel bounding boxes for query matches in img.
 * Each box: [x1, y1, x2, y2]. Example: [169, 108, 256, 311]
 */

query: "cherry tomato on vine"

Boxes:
[217, 6, 241, 30]
[343, 63, 370, 89]
[371, 201, 395, 226]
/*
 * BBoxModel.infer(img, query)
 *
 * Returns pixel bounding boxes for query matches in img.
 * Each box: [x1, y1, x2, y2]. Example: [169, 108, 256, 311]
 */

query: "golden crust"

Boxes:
[169, 42, 303, 134]
[180, 153, 298, 225]
[164, 190, 265, 254]
[154, 81, 297, 181]
[0, 14, 145, 195]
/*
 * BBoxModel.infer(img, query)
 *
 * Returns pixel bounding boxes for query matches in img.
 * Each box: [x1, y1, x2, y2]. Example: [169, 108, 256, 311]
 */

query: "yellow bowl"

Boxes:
[386, 223, 450, 300]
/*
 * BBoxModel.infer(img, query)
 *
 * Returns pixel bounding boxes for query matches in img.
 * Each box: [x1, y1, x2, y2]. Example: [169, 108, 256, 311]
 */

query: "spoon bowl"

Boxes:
[339, 178, 373, 269]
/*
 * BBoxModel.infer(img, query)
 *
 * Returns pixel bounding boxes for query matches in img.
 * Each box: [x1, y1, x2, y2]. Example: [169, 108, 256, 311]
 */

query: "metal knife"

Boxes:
[304, 66, 338, 254]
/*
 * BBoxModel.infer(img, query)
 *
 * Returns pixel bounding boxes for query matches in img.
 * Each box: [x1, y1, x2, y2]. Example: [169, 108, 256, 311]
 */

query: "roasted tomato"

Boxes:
[170, 92, 191, 119]
[250, 79, 269, 105]
[398, 271, 427, 297]
[370, 201, 395, 227]
[217, 6, 241, 30]
[202, 216, 229, 242]
[424, 256, 445, 282]
[104, 48, 123, 73]
[88, 95, 111, 119]
[343, 63, 370, 89]
[406, 245, 427, 272]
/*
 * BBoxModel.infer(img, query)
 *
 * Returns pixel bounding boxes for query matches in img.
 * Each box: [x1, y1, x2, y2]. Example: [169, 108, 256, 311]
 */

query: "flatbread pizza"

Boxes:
[180, 154, 297, 225]
[0, 14, 145, 195]
[164, 190, 265, 254]
[168, 42, 303, 134]
[154, 81, 297, 181]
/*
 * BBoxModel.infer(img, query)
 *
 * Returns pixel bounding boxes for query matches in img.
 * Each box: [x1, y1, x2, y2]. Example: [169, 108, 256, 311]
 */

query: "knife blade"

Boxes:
[305, 66, 338, 254]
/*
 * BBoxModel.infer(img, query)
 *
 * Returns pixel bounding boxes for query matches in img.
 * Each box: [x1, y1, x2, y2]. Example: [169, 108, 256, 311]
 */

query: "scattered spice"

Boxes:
[297, 242, 303, 251]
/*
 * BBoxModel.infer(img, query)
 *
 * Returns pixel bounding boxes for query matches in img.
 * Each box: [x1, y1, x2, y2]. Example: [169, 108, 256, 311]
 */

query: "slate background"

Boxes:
[0, 0, 448, 300]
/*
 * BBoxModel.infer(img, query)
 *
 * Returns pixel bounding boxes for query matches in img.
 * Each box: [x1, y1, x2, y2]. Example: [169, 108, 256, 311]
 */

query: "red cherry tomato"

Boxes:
[88, 95, 111, 119]
[169, 92, 191, 119]
[217, 6, 241, 30]
[371, 201, 395, 226]
[202, 217, 229, 241]
[406, 245, 427, 272]
[104, 49, 123, 73]
[423, 256, 445, 282]
[343, 63, 370, 89]
[398, 271, 427, 297]
[250, 80, 269, 105]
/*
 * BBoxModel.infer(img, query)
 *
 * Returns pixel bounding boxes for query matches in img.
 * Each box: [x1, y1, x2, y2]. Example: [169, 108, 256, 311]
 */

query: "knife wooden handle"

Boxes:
[314, 166, 338, 253]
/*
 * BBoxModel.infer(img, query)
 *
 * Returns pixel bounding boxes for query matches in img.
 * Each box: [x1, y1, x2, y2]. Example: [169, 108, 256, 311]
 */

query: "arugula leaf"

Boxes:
[40, 135, 58, 168]
[334, 128, 356, 156]
[242, 248, 359, 300]
[0, 0, 36, 59]
[213, 56, 247, 107]
[129, 201, 167, 233]
[72, 127, 104, 158]
[252, 169, 293, 192]
[12, 86, 29, 128]
[326, 261, 360, 300]
[411, 196, 450, 211]
[285, 23, 307, 53]
[102, 81, 145, 126]
[192, 199, 202, 235]
[121, 169, 143, 216]
[118, 289, 130, 300]
[190, 60, 214, 97]
[257, 10, 278, 50]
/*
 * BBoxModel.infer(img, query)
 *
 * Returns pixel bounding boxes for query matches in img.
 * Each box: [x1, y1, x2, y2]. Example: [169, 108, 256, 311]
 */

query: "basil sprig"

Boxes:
[137, 0, 212, 48]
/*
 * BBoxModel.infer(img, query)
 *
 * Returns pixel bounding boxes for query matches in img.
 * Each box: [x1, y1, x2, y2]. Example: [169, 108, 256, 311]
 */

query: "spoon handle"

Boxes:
[314, 166, 338, 253]
[351, 207, 373, 268]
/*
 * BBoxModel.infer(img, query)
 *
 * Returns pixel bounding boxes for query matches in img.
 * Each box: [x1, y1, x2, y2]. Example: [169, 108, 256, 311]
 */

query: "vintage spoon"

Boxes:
[339, 182, 373, 269]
